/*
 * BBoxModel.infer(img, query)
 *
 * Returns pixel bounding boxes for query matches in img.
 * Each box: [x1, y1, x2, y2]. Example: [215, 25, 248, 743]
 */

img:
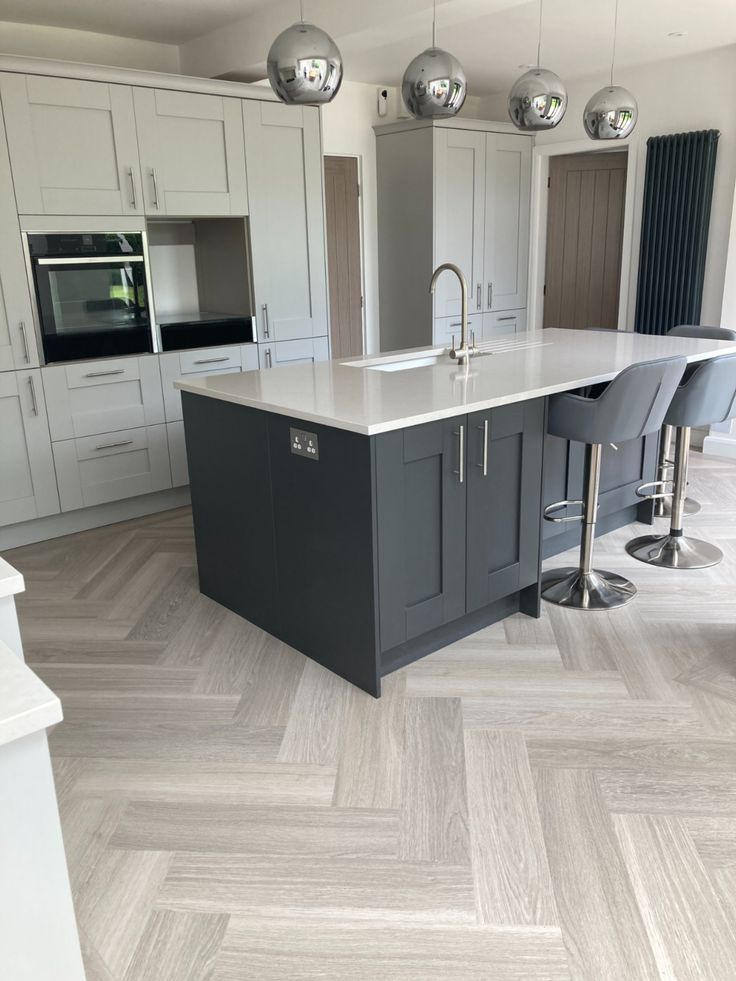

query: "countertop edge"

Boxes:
[0, 557, 25, 599]
[0, 639, 63, 750]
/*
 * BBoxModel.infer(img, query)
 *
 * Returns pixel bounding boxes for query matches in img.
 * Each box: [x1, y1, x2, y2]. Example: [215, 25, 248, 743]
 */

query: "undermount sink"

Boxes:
[342, 349, 490, 372]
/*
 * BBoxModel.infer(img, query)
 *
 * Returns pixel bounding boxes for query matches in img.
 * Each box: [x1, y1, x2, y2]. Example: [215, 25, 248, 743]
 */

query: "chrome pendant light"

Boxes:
[508, 0, 567, 131]
[583, 0, 637, 140]
[267, 0, 343, 105]
[401, 0, 467, 119]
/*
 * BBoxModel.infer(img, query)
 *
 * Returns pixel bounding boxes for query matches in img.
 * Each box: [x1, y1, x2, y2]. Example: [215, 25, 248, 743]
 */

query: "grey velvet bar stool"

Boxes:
[645, 326, 736, 518]
[626, 345, 736, 569]
[542, 356, 687, 610]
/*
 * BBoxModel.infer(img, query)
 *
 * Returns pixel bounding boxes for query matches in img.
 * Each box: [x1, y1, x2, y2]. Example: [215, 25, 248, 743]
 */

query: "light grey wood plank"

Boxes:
[234, 637, 305, 727]
[405, 665, 628, 698]
[685, 815, 736, 870]
[58, 692, 240, 726]
[128, 565, 200, 642]
[613, 813, 736, 980]
[526, 736, 736, 771]
[124, 910, 229, 981]
[399, 697, 470, 865]
[159, 854, 475, 923]
[111, 801, 398, 857]
[464, 730, 558, 926]
[33, 663, 199, 694]
[598, 770, 736, 816]
[533, 767, 659, 980]
[278, 659, 351, 766]
[212, 919, 570, 981]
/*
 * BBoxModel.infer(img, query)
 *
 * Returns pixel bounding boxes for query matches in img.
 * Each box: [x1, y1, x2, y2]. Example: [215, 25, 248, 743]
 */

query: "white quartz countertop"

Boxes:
[175, 328, 736, 435]
[0, 639, 61, 749]
[0, 556, 25, 599]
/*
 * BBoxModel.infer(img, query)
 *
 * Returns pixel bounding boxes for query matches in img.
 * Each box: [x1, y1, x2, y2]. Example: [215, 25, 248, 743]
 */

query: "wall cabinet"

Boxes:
[0, 74, 142, 216]
[244, 101, 328, 344]
[0, 370, 59, 525]
[376, 120, 531, 352]
[133, 88, 248, 216]
[375, 399, 544, 653]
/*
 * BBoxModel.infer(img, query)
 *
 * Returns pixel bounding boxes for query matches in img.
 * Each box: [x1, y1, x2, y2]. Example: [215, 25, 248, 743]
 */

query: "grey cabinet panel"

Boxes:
[375, 417, 467, 653]
[466, 400, 544, 612]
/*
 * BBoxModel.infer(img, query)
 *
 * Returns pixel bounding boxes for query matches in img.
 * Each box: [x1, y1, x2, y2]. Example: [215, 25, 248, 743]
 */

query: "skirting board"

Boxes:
[0, 487, 191, 550]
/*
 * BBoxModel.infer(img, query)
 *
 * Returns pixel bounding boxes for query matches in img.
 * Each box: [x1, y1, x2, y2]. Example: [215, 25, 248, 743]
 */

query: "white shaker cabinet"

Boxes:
[0, 97, 39, 371]
[0, 370, 59, 526]
[133, 88, 248, 216]
[243, 101, 328, 344]
[0, 73, 142, 216]
[484, 134, 531, 312]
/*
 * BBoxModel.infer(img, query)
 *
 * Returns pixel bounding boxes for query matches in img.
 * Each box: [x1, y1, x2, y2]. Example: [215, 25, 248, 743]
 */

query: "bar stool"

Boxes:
[645, 326, 736, 518]
[542, 356, 687, 610]
[626, 348, 736, 569]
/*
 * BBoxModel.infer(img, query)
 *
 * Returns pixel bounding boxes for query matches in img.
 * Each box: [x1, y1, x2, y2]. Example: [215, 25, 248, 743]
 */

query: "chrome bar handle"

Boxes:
[27, 375, 38, 416]
[497, 315, 516, 322]
[84, 368, 125, 378]
[488, 282, 493, 309]
[127, 167, 137, 209]
[262, 303, 270, 338]
[476, 284, 482, 311]
[94, 439, 134, 451]
[476, 418, 488, 476]
[194, 357, 231, 365]
[453, 424, 465, 483]
[19, 321, 30, 363]
[265, 348, 272, 368]
[150, 168, 160, 209]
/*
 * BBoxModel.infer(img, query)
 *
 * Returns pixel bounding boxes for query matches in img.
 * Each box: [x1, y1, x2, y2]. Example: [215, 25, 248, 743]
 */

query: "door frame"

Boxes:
[323, 152, 367, 355]
[529, 138, 639, 332]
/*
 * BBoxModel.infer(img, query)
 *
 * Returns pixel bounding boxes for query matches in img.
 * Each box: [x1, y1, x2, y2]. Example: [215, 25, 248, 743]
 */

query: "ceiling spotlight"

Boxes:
[583, 0, 638, 140]
[267, 0, 343, 105]
[401, 0, 467, 119]
[508, 0, 567, 131]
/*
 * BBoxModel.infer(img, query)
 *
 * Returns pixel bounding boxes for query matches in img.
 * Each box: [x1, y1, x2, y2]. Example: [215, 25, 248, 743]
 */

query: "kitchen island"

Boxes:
[177, 328, 736, 696]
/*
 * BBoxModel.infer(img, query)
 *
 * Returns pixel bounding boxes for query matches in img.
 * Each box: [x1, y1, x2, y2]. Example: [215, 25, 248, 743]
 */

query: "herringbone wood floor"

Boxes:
[8, 451, 736, 980]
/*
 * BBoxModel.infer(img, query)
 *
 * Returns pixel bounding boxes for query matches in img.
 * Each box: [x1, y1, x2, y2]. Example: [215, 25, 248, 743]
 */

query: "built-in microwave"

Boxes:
[25, 232, 154, 364]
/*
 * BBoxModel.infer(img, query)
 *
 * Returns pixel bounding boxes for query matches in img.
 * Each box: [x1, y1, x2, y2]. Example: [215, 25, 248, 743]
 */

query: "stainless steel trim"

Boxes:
[27, 375, 38, 415]
[477, 418, 488, 476]
[476, 284, 481, 310]
[21, 233, 45, 365]
[36, 255, 145, 266]
[193, 357, 231, 365]
[94, 439, 134, 451]
[150, 168, 160, 208]
[127, 166, 137, 209]
[262, 303, 270, 338]
[18, 321, 30, 363]
[454, 424, 465, 483]
[84, 368, 126, 378]
[265, 348, 272, 368]
[488, 283, 493, 308]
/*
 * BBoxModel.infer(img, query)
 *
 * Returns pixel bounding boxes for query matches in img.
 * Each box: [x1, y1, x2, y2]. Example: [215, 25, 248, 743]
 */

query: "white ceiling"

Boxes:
[0, 0, 735, 92]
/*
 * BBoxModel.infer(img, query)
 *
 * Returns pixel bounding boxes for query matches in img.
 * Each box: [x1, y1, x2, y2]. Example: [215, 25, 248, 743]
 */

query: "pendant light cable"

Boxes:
[610, 0, 619, 86]
[536, 0, 543, 69]
[432, 0, 437, 48]
[299, 0, 304, 24]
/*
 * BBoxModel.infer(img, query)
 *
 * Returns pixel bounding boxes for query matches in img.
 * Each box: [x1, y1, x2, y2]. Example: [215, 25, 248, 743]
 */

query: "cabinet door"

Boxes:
[134, 88, 247, 216]
[483, 134, 531, 312]
[375, 417, 466, 653]
[0, 74, 142, 216]
[244, 101, 328, 343]
[259, 336, 329, 368]
[466, 400, 544, 612]
[0, 370, 59, 526]
[434, 314, 481, 348]
[434, 128, 486, 318]
[0, 98, 39, 371]
[481, 309, 526, 341]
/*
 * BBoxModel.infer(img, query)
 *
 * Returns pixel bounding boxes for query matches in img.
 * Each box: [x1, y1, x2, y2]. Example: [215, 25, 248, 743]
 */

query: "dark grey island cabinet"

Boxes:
[181, 391, 546, 696]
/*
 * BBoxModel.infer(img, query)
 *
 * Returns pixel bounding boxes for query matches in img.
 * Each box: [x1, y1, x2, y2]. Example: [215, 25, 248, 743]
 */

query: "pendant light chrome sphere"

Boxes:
[583, 84, 638, 139]
[401, 0, 467, 119]
[508, 67, 567, 131]
[584, 0, 637, 140]
[508, 0, 567, 131]
[267, 2, 343, 105]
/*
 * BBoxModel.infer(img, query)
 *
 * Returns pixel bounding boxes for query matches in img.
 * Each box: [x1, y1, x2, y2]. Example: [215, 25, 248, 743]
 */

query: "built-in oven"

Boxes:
[25, 232, 154, 364]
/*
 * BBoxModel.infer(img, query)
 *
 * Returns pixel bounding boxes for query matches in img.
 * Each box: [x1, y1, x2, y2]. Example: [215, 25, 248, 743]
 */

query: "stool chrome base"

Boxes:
[625, 534, 722, 570]
[541, 567, 637, 610]
[654, 496, 701, 518]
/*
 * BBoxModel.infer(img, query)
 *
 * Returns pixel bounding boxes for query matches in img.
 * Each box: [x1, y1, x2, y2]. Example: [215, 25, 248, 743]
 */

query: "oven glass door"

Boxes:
[34, 256, 152, 363]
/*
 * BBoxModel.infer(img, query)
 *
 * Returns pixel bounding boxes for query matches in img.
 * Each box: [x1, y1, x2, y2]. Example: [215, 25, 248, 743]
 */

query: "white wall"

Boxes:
[0, 20, 181, 73]
[480, 46, 736, 330]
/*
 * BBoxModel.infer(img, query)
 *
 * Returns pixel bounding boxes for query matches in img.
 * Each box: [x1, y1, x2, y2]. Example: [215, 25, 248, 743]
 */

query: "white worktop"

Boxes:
[175, 328, 736, 435]
[0, 557, 25, 599]
[0, 639, 61, 749]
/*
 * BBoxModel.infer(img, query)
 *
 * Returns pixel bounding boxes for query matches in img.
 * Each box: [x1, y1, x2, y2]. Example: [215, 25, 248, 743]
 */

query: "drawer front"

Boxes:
[433, 316, 480, 347]
[259, 336, 330, 368]
[160, 349, 242, 423]
[42, 356, 164, 441]
[482, 309, 527, 340]
[167, 420, 188, 487]
[178, 345, 242, 374]
[53, 424, 172, 511]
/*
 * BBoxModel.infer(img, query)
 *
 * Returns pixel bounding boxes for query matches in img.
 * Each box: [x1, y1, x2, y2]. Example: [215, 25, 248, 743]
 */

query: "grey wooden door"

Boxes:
[324, 156, 363, 358]
[544, 151, 627, 330]
[375, 417, 467, 653]
[466, 400, 544, 612]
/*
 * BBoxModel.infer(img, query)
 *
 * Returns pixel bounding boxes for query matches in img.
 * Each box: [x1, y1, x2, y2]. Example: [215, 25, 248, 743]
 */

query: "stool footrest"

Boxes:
[543, 499, 584, 524]
[635, 479, 674, 502]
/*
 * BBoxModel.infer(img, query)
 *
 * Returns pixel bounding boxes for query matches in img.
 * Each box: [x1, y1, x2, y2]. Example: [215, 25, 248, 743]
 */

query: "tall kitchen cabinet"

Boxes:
[243, 101, 329, 355]
[376, 119, 531, 352]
